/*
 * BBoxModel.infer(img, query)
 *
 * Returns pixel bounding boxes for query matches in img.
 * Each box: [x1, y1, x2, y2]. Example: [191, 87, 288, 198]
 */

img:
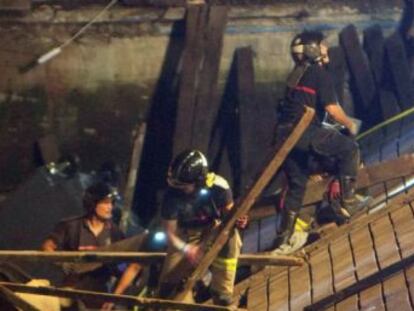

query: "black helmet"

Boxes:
[83, 182, 115, 215]
[168, 150, 208, 186]
[290, 30, 325, 64]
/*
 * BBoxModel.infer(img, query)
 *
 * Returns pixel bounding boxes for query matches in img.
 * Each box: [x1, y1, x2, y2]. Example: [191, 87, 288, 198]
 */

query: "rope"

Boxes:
[356, 105, 414, 141]
[37, 0, 118, 65]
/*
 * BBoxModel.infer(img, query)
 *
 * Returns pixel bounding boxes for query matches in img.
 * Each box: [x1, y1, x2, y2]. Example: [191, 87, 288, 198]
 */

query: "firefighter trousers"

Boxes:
[158, 226, 242, 300]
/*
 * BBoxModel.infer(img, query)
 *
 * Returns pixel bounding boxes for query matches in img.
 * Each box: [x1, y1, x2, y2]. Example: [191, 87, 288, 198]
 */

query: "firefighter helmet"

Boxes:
[168, 150, 208, 186]
[290, 30, 325, 64]
[83, 182, 115, 215]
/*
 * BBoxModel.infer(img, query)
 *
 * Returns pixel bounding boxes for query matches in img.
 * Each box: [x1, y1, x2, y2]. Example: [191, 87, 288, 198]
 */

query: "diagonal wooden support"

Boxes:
[0, 282, 245, 311]
[173, 106, 315, 301]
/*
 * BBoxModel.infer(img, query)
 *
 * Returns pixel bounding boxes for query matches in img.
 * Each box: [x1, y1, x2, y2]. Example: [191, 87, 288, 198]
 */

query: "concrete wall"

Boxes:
[0, 0, 404, 191]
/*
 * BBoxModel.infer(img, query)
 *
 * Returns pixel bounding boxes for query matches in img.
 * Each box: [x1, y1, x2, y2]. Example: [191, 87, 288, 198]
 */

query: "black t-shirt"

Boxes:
[279, 63, 338, 124]
[45, 216, 125, 301]
[161, 174, 233, 229]
[47, 215, 124, 251]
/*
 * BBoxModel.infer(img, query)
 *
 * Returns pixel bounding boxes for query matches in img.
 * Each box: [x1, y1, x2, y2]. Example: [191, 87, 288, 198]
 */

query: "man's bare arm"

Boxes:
[325, 103, 357, 135]
[41, 239, 57, 252]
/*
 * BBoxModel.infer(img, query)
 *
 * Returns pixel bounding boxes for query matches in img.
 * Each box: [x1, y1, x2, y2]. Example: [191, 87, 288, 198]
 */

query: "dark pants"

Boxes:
[278, 123, 359, 213]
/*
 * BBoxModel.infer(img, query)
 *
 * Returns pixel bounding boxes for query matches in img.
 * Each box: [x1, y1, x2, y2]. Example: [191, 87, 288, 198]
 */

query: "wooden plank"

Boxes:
[327, 46, 349, 114]
[247, 275, 268, 311]
[363, 25, 385, 86]
[258, 215, 277, 252]
[309, 249, 334, 302]
[383, 272, 412, 310]
[390, 205, 414, 258]
[330, 236, 356, 291]
[251, 154, 414, 222]
[384, 32, 414, 111]
[191, 6, 228, 154]
[370, 216, 401, 269]
[134, 19, 186, 223]
[268, 267, 289, 311]
[362, 24, 385, 124]
[405, 265, 414, 302]
[359, 284, 385, 311]
[303, 154, 414, 207]
[335, 294, 359, 311]
[350, 227, 378, 280]
[120, 122, 146, 232]
[304, 245, 414, 310]
[0, 251, 303, 268]
[35, 134, 60, 166]
[173, 107, 315, 301]
[339, 24, 376, 121]
[173, 5, 207, 155]
[380, 139, 399, 162]
[290, 264, 312, 310]
[0, 282, 242, 311]
[237, 46, 273, 195]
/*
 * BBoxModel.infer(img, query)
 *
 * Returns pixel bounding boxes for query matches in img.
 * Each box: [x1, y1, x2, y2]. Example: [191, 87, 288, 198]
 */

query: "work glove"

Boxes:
[327, 179, 341, 201]
[347, 121, 358, 137]
[184, 244, 204, 266]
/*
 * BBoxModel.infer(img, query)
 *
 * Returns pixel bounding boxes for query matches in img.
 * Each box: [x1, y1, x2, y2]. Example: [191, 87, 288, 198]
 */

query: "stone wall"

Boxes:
[0, 0, 404, 191]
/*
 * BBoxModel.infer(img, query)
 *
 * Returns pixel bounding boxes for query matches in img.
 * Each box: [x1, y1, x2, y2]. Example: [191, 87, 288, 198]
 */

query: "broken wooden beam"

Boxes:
[0, 282, 245, 311]
[303, 153, 414, 206]
[0, 251, 304, 267]
[248, 154, 414, 221]
[173, 106, 315, 301]
[0, 285, 40, 311]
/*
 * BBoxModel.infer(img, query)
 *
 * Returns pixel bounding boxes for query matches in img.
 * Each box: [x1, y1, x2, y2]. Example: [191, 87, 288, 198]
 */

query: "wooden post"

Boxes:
[0, 282, 246, 311]
[0, 251, 303, 267]
[173, 106, 315, 301]
[120, 122, 147, 232]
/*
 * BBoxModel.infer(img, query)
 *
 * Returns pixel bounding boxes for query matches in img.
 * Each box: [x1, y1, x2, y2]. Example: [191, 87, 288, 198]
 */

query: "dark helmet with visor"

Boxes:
[83, 181, 115, 215]
[168, 150, 208, 187]
[290, 30, 325, 64]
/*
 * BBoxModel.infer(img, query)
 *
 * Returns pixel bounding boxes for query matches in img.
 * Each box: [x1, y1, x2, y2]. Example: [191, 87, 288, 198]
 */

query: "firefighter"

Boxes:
[157, 150, 247, 306]
[274, 30, 370, 251]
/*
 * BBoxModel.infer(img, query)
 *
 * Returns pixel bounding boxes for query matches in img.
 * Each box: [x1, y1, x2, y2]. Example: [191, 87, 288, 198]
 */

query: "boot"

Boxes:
[340, 176, 372, 215]
[275, 209, 298, 248]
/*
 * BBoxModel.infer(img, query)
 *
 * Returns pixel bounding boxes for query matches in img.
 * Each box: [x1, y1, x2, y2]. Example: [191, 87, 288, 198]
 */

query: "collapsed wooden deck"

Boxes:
[239, 178, 414, 311]
[237, 113, 414, 310]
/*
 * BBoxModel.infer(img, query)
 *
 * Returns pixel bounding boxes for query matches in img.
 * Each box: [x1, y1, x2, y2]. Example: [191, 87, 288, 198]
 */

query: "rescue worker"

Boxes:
[158, 150, 247, 306]
[274, 30, 369, 250]
[42, 181, 124, 309]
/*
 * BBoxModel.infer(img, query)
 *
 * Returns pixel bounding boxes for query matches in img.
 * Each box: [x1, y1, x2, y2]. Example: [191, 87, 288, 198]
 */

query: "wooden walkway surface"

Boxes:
[238, 116, 414, 310]
[242, 182, 414, 311]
